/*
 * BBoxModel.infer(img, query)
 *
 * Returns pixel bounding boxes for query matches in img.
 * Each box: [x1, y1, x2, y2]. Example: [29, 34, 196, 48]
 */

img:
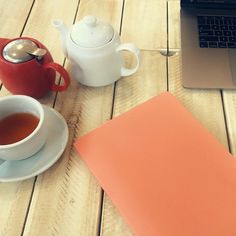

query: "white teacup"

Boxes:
[0, 95, 47, 161]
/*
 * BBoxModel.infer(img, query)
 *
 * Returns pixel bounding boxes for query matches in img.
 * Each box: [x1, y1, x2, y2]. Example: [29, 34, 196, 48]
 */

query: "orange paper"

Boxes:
[75, 92, 236, 236]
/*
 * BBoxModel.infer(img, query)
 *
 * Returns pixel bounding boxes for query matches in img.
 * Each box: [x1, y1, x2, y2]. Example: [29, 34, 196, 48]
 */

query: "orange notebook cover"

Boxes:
[75, 92, 236, 236]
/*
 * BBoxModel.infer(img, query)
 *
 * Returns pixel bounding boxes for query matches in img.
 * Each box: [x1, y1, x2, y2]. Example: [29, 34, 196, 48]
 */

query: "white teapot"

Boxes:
[53, 16, 140, 87]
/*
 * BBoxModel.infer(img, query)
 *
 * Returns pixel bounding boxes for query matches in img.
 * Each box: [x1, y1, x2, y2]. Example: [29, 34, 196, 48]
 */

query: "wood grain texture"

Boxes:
[222, 91, 236, 155]
[121, 0, 167, 50]
[22, 0, 124, 235]
[0, 181, 35, 236]
[101, 196, 133, 236]
[168, 1, 180, 49]
[0, 0, 33, 38]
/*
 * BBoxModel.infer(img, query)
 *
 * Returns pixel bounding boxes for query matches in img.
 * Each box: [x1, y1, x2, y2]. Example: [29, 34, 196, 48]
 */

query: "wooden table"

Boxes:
[1, 0, 236, 235]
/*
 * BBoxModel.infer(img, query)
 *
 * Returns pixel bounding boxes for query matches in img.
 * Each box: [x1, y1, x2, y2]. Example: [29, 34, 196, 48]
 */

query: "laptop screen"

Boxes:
[181, 0, 236, 9]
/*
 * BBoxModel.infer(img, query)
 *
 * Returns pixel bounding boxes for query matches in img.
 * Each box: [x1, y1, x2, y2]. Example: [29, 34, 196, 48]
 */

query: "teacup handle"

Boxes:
[116, 43, 140, 77]
[43, 62, 70, 91]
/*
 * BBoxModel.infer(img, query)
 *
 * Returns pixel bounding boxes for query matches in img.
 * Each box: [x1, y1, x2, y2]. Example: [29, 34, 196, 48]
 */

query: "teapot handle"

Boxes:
[116, 43, 140, 77]
[43, 62, 70, 91]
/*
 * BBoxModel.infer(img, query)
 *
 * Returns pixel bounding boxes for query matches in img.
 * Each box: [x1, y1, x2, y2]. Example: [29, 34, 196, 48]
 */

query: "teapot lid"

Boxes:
[70, 15, 114, 47]
[3, 39, 47, 63]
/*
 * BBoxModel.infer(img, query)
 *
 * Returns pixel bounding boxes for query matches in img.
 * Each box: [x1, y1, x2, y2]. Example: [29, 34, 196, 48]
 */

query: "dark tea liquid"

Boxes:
[0, 113, 39, 145]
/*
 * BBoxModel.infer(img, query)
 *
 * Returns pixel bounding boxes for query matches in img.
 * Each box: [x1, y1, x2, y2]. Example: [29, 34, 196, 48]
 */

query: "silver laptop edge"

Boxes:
[181, 4, 236, 89]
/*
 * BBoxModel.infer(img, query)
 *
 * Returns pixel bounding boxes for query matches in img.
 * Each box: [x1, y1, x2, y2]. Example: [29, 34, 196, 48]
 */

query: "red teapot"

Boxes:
[0, 37, 70, 98]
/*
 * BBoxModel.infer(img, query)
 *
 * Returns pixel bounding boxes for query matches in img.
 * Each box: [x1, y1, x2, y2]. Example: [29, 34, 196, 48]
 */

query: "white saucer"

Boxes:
[0, 105, 69, 182]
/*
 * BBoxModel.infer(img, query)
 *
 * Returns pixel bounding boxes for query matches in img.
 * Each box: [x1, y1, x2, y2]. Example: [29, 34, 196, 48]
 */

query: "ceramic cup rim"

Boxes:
[0, 95, 44, 149]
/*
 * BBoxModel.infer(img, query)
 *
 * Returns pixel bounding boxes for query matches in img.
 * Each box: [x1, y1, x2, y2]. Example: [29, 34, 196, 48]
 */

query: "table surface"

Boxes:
[1, 0, 236, 235]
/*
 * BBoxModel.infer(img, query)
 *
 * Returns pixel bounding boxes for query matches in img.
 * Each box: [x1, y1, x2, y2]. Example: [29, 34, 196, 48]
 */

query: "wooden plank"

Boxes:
[168, 1, 229, 148]
[101, 196, 133, 236]
[23, 0, 124, 235]
[222, 91, 236, 155]
[0, 2, 39, 236]
[168, 0, 180, 49]
[121, 0, 167, 50]
[0, 0, 33, 38]
[0, 181, 36, 236]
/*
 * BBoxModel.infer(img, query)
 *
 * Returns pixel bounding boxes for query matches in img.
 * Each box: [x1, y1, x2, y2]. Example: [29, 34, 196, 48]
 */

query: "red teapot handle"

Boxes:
[43, 62, 70, 91]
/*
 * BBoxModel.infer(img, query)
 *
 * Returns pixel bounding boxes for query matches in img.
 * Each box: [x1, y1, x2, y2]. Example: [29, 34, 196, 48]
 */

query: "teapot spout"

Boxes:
[52, 19, 69, 57]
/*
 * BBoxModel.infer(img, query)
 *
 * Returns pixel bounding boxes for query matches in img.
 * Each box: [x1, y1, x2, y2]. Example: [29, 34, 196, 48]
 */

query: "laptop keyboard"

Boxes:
[198, 16, 236, 48]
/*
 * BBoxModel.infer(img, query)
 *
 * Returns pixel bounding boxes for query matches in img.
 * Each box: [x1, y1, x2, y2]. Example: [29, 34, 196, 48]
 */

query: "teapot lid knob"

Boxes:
[70, 15, 114, 48]
[84, 15, 97, 27]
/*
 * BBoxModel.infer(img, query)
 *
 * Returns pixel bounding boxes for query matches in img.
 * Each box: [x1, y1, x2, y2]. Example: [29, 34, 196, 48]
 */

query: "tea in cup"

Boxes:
[0, 95, 47, 160]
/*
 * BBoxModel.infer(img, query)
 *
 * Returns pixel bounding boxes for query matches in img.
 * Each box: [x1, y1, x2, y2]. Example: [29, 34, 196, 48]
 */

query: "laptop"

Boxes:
[181, 0, 236, 89]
